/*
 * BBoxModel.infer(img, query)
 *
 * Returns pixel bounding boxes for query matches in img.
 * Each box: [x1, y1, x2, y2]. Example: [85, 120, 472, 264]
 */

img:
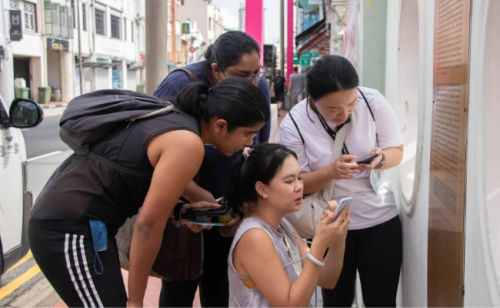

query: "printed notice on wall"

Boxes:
[428, 0, 470, 306]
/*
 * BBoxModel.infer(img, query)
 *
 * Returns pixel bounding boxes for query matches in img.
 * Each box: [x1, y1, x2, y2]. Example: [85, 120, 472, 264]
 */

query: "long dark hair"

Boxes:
[175, 78, 269, 130]
[225, 144, 297, 216]
[204, 31, 260, 80]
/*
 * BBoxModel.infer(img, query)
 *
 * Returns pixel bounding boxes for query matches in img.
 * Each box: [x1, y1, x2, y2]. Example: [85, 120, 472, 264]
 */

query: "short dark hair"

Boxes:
[205, 31, 260, 71]
[225, 143, 297, 216]
[175, 78, 269, 131]
[306, 55, 359, 100]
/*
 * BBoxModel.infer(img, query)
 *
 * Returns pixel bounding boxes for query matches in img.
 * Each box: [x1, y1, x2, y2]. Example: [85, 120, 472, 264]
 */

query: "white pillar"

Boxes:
[60, 51, 74, 102]
[121, 59, 128, 89]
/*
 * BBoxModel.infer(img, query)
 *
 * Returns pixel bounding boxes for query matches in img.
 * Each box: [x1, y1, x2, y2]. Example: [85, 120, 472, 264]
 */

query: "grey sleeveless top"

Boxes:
[228, 217, 302, 307]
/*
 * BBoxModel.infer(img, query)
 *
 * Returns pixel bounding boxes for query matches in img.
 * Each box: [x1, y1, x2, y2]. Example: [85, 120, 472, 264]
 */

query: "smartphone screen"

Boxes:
[335, 197, 352, 215]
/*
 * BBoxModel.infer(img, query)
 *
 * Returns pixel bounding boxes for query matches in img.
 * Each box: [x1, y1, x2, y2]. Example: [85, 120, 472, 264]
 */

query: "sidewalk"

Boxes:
[39, 101, 68, 109]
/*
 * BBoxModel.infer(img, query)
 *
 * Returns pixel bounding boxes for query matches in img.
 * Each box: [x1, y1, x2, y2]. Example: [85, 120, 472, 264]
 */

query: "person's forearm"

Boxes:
[318, 241, 346, 289]
[379, 146, 404, 170]
[285, 242, 328, 306]
[127, 220, 164, 303]
[302, 165, 335, 195]
[182, 180, 216, 203]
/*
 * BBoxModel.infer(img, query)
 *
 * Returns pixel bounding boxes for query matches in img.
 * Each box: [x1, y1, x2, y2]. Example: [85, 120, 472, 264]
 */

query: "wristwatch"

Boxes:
[375, 151, 386, 169]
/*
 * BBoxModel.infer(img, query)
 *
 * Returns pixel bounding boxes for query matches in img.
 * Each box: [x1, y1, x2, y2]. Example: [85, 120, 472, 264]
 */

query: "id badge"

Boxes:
[369, 170, 380, 194]
[89, 220, 107, 252]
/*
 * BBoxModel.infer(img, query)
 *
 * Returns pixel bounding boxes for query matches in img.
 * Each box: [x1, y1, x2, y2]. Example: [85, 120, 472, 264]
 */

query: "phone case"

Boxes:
[356, 153, 380, 164]
[180, 205, 230, 221]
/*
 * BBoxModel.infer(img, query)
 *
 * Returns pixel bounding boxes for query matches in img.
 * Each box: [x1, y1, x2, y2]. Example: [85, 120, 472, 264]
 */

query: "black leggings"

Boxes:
[322, 215, 402, 307]
[29, 220, 126, 307]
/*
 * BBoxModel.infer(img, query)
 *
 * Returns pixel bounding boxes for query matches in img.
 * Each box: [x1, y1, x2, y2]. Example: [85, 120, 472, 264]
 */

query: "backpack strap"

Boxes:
[288, 111, 305, 145]
[172, 68, 198, 82]
[128, 104, 175, 124]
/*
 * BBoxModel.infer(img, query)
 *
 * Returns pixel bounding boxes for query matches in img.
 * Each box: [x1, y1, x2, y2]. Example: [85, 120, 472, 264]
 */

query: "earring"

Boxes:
[260, 194, 268, 199]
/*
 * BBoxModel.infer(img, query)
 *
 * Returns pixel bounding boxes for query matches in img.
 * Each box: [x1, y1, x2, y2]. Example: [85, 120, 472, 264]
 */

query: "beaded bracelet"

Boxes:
[306, 251, 325, 267]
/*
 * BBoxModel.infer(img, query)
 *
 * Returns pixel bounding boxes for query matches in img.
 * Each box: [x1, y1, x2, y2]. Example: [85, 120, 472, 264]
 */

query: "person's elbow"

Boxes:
[319, 278, 338, 290]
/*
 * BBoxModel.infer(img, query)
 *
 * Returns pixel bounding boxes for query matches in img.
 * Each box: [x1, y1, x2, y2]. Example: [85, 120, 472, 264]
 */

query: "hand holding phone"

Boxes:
[356, 153, 380, 165]
[180, 199, 230, 222]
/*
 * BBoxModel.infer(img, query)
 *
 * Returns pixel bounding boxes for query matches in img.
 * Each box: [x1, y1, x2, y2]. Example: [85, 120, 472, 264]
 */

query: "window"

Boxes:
[82, 3, 87, 31]
[24, 1, 36, 32]
[95, 8, 105, 35]
[111, 15, 120, 39]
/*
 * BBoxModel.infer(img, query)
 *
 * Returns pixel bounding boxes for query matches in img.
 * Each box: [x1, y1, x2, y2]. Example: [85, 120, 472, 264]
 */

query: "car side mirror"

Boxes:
[8, 99, 44, 128]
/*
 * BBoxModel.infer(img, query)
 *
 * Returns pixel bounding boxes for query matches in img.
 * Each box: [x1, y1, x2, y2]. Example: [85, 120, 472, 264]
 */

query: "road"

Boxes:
[23, 113, 69, 158]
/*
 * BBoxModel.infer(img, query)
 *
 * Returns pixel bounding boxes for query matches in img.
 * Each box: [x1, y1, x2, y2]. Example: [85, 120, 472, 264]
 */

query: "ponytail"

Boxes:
[225, 152, 249, 216]
[175, 82, 209, 120]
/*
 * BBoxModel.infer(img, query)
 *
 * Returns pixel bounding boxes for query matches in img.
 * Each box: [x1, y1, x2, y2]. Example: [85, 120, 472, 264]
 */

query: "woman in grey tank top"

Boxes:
[225, 144, 350, 307]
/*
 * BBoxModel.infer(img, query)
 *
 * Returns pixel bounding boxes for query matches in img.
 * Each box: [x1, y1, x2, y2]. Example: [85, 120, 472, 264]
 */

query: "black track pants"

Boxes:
[322, 215, 403, 307]
[29, 220, 127, 307]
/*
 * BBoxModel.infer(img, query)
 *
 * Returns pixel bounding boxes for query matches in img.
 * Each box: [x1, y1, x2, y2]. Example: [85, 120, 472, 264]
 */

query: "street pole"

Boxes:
[77, 0, 83, 94]
[280, 0, 284, 75]
[145, 0, 168, 94]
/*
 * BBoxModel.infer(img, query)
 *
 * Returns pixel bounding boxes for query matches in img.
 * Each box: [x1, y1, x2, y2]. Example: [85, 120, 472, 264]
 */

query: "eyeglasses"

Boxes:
[223, 65, 264, 83]
[246, 70, 264, 83]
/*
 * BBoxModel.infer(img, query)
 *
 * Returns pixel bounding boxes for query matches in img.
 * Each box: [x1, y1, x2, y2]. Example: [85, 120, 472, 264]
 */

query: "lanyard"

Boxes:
[279, 225, 302, 277]
[316, 111, 351, 154]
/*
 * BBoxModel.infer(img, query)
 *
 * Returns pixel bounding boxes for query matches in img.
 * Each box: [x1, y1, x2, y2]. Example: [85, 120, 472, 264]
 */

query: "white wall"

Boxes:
[386, 0, 435, 306]
[464, 0, 500, 305]
[389, 0, 500, 306]
[127, 69, 138, 91]
[10, 33, 43, 57]
[95, 67, 110, 89]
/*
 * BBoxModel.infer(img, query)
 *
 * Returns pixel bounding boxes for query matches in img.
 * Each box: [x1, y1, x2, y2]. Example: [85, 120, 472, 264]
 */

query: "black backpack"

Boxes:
[59, 89, 174, 156]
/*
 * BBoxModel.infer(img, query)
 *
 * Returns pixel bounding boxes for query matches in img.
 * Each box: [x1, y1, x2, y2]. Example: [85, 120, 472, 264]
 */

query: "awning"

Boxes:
[297, 28, 327, 54]
[295, 18, 326, 46]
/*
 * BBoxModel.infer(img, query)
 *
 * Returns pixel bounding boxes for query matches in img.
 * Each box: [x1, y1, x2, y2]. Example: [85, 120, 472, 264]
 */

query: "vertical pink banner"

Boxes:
[286, 0, 294, 85]
[245, 0, 263, 64]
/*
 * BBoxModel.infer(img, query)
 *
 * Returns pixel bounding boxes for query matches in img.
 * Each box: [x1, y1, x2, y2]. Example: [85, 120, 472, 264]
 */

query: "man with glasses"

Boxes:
[154, 31, 271, 307]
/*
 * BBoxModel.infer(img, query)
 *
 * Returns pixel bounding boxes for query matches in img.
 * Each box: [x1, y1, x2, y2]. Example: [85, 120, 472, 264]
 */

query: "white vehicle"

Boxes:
[0, 95, 43, 281]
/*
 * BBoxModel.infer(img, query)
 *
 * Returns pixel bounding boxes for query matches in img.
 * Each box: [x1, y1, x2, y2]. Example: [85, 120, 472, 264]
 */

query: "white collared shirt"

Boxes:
[279, 87, 404, 230]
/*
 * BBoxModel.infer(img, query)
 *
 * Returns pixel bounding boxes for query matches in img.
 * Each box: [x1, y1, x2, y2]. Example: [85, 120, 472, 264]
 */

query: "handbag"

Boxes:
[285, 113, 350, 239]
[116, 213, 203, 281]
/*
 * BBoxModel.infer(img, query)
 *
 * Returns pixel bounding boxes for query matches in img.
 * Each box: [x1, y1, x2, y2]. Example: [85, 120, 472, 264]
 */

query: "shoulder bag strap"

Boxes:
[321, 122, 351, 202]
[172, 68, 198, 82]
[288, 111, 305, 145]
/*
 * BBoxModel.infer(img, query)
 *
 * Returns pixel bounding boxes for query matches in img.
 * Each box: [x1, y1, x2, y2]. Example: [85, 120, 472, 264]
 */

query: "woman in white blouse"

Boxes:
[280, 55, 404, 307]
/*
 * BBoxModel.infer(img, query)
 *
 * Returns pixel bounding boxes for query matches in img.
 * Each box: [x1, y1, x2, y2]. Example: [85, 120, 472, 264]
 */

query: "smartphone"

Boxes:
[187, 221, 227, 227]
[356, 153, 380, 165]
[180, 205, 230, 222]
[335, 197, 352, 215]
